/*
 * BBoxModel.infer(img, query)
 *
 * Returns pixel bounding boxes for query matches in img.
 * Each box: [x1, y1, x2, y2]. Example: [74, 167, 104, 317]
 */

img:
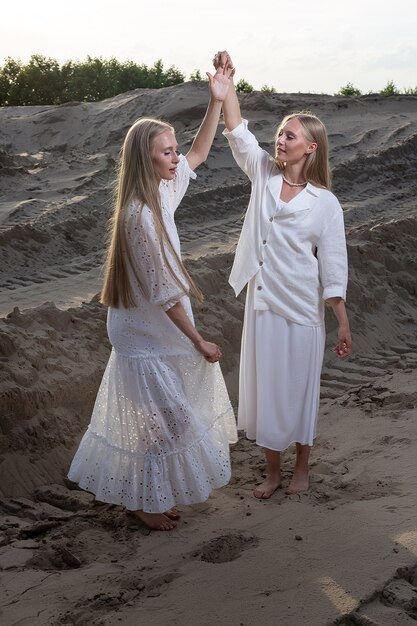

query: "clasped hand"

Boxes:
[212, 50, 234, 73]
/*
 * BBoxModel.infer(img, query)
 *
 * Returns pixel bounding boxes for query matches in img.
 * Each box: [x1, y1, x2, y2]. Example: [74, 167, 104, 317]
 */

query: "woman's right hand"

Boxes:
[211, 50, 240, 132]
[195, 339, 222, 363]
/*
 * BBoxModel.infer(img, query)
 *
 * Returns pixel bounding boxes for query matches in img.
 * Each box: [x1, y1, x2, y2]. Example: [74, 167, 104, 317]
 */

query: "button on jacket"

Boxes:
[224, 120, 348, 327]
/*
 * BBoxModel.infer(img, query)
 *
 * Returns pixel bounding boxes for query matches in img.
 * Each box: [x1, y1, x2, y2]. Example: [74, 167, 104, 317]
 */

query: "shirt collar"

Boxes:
[267, 172, 321, 199]
[305, 182, 321, 197]
[265, 172, 324, 216]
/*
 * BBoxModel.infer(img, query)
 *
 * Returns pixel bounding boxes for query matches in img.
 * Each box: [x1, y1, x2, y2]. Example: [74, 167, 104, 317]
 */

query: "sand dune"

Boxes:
[1, 83, 417, 625]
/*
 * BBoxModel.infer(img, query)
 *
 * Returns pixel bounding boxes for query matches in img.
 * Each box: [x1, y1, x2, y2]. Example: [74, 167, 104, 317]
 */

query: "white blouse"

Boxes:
[224, 120, 348, 327]
[125, 154, 196, 311]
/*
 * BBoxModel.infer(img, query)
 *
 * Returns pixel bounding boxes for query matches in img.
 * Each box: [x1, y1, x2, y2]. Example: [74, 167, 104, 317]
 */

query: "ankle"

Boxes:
[266, 470, 281, 481]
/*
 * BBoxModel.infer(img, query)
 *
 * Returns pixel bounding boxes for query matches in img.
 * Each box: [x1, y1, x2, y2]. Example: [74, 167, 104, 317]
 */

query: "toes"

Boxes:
[159, 518, 176, 530]
[160, 513, 177, 530]
[253, 480, 281, 499]
[285, 480, 309, 495]
[164, 508, 181, 520]
[254, 490, 271, 499]
[128, 510, 177, 531]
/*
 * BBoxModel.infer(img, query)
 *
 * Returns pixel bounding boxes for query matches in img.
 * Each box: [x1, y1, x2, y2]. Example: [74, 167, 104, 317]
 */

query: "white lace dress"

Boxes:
[68, 155, 237, 513]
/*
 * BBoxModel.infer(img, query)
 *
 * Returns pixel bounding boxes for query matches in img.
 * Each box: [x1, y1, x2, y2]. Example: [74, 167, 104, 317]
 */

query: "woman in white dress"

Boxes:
[214, 51, 352, 497]
[68, 63, 237, 530]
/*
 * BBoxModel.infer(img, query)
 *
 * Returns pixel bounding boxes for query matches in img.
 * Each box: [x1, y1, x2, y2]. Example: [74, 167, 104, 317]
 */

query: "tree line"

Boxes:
[1, 55, 416, 106]
[338, 80, 417, 96]
[0, 55, 186, 106]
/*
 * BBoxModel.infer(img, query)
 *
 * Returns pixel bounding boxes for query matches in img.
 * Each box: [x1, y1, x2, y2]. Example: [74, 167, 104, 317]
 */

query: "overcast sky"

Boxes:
[2, 0, 417, 94]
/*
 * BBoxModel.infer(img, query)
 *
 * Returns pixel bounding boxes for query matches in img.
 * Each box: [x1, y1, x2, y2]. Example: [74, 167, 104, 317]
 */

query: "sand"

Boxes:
[0, 82, 417, 625]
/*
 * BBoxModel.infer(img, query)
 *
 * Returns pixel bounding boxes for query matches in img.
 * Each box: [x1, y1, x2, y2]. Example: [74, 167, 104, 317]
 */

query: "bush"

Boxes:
[380, 80, 398, 96]
[189, 69, 203, 81]
[236, 78, 254, 93]
[338, 82, 362, 96]
[260, 84, 276, 94]
[403, 86, 417, 95]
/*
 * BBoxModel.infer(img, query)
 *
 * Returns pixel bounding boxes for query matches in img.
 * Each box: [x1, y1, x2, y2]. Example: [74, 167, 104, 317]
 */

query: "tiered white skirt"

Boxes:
[68, 303, 237, 513]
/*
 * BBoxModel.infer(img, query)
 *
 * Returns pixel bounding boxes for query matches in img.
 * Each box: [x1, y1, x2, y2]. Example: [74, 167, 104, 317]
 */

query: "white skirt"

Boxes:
[238, 283, 325, 451]
[68, 297, 237, 513]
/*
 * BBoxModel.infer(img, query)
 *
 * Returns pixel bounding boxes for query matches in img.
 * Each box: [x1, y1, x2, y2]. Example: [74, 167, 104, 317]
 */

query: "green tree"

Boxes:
[145, 59, 184, 88]
[117, 61, 149, 93]
[260, 84, 276, 94]
[28, 54, 63, 104]
[236, 78, 253, 93]
[162, 64, 185, 87]
[0, 57, 25, 105]
[338, 82, 362, 96]
[0, 55, 63, 105]
[380, 80, 398, 96]
[189, 69, 203, 81]
[147, 58, 164, 88]
[0, 71, 8, 106]
[61, 56, 127, 101]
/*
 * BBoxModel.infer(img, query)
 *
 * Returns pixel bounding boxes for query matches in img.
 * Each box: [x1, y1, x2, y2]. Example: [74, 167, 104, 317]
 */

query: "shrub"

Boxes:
[338, 82, 362, 96]
[236, 78, 254, 93]
[189, 69, 203, 81]
[260, 84, 276, 94]
[380, 80, 398, 96]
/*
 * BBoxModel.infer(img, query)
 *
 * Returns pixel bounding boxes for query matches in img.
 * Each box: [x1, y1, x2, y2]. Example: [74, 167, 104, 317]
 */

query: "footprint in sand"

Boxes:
[192, 531, 258, 564]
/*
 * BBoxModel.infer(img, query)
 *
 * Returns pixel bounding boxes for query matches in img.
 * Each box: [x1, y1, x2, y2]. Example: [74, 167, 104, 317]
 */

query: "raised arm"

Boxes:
[186, 64, 234, 170]
[213, 51, 242, 132]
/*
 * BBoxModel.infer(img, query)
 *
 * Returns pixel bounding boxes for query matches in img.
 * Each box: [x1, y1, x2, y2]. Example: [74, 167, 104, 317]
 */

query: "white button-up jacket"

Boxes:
[224, 120, 348, 326]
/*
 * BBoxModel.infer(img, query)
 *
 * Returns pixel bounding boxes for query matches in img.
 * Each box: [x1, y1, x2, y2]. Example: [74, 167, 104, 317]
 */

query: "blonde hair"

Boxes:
[101, 117, 203, 308]
[275, 111, 331, 189]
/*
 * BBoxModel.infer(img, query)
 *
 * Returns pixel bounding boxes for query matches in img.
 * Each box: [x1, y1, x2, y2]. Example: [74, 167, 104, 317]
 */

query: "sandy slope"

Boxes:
[0, 83, 417, 625]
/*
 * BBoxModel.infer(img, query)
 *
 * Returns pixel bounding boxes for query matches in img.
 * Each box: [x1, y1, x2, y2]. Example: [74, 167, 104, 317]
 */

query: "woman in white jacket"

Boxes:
[214, 52, 352, 497]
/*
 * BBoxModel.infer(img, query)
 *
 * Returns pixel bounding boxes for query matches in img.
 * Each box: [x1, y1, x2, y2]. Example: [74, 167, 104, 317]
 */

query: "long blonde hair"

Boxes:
[101, 117, 203, 308]
[275, 111, 331, 189]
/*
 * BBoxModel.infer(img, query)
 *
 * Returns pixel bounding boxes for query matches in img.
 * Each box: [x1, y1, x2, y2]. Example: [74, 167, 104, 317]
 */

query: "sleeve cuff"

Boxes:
[222, 118, 248, 138]
[161, 296, 183, 311]
[322, 286, 346, 301]
[180, 153, 197, 180]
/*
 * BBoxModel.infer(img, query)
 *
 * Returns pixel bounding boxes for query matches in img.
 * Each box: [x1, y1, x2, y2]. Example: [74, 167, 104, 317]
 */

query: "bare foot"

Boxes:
[285, 473, 309, 494]
[253, 475, 282, 499]
[164, 508, 181, 520]
[128, 510, 177, 531]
